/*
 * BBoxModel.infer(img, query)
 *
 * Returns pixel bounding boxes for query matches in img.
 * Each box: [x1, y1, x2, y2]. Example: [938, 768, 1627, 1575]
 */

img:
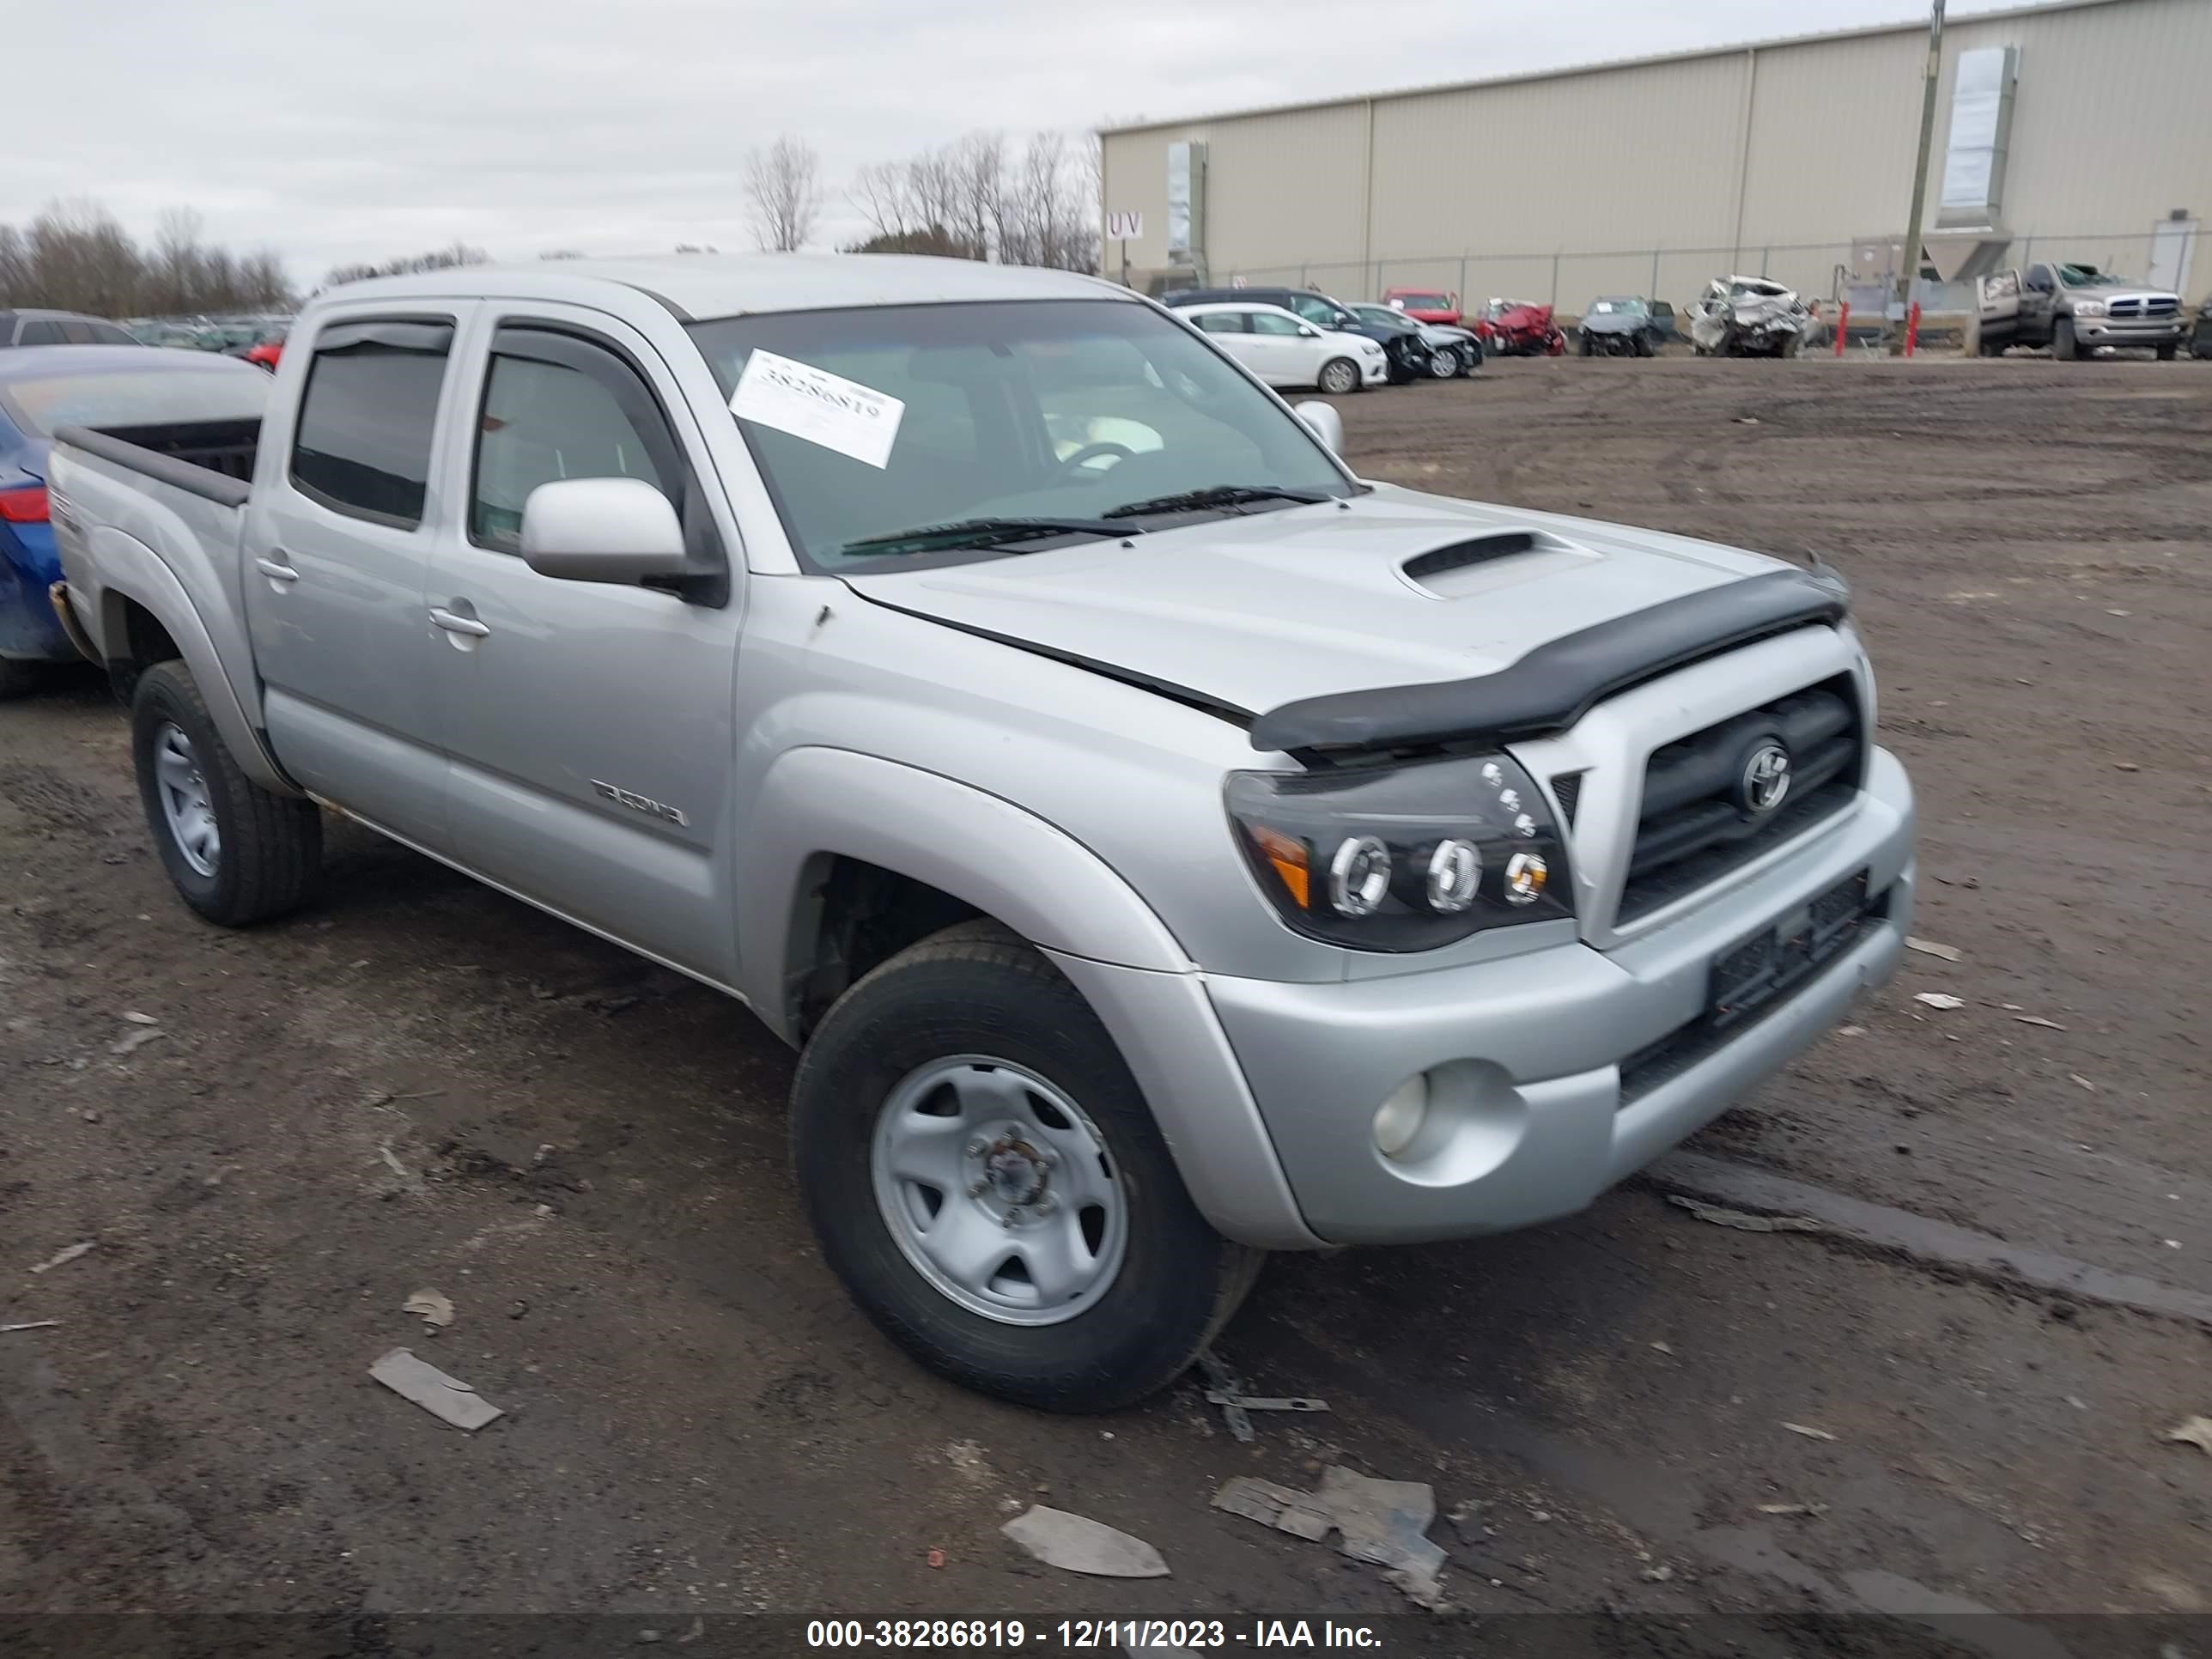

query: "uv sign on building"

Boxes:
[1098, 0, 2209, 310]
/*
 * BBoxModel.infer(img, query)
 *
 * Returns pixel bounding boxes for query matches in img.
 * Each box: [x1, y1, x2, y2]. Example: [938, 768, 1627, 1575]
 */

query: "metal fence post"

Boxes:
[2018, 236, 2031, 273]
[1650, 247, 1661, 299]
[1458, 253, 1468, 302]
[1550, 252, 1560, 308]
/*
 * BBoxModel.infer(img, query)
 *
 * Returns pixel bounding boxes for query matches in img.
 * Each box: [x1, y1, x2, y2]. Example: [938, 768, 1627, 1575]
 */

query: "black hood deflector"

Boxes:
[1249, 567, 1848, 757]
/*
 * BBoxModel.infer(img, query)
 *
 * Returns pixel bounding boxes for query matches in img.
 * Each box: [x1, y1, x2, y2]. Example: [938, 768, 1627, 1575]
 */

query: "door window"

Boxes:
[1287, 297, 1337, 325]
[17, 319, 66, 345]
[469, 327, 683, 553]
[2024, 266, 2055, 293]
[289, 319, 455, 528]
[1193, 312, 1249, 334]
[1249, 312, 1304, 336]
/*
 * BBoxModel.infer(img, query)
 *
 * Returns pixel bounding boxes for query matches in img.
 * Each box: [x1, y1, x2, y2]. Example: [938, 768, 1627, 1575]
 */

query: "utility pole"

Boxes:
[1893, 0, 1947, 343]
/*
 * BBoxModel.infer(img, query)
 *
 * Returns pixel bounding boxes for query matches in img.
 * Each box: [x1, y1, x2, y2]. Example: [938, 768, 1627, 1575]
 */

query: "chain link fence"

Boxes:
[1207, 227, 2200, 319]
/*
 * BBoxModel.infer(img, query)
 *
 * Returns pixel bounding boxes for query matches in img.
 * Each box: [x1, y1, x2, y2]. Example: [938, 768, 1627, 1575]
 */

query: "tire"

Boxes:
[2054, 318, 2081, 362]
[791, 921, 1263, 1413]
[131, 660, 322, 927]
[1316, 357, 1360, 395]
[1634, 332, 1656, 357]
[1577, 334, 1593, 357]
[0, 657, 44, 702]
[2155, 343, 2177, 362]
[1425, 346, 1458, 380]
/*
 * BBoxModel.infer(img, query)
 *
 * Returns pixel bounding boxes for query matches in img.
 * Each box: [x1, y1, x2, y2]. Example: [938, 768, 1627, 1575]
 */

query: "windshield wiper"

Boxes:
[838, 515, 1134, 557]
[1102, 484, 1334, 520]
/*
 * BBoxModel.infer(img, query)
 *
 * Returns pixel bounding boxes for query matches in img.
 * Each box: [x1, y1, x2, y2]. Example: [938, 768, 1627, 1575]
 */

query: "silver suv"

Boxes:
[50, 256, 1916, 1411]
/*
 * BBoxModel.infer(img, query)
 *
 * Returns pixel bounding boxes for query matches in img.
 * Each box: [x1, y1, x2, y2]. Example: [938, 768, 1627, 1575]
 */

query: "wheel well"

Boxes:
[106, 598, 180, 699]
[789, 856, 985, 1042]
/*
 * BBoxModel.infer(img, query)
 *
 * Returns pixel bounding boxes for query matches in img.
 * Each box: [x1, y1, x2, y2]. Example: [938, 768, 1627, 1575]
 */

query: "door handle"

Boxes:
[428, 606, 491, 639]
[254, 556, 300, 583]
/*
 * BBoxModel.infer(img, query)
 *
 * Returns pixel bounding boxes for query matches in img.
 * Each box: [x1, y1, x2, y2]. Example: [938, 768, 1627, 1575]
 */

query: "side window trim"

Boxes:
[468, 318, 729, 606]
[285, 313, 456, 532]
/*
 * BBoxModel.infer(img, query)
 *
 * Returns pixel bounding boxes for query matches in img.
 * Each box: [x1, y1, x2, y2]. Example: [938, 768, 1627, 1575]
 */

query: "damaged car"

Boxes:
[1474, 297, 1566, 357]
[1686, 276, 1810, 358]
[1349, 304, 1482, 377]
[1577, 297, 1662, 356]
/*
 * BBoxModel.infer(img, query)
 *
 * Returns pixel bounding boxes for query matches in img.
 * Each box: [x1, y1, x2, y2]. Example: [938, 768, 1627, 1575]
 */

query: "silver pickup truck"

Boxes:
[50, 257, 1915, 1411]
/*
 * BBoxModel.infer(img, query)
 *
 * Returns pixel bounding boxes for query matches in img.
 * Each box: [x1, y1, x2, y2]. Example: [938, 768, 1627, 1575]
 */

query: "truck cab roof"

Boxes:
[314, 253, 1128, 325]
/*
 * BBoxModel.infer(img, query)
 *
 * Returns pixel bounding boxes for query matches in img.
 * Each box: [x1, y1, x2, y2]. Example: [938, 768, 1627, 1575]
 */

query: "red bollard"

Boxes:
[1833, 301, 1850, 356]
[1904, 301, 1922, 357]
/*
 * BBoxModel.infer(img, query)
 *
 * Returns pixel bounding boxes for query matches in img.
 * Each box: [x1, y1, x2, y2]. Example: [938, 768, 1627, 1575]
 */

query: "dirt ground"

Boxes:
[3, 356, 2208, 1654]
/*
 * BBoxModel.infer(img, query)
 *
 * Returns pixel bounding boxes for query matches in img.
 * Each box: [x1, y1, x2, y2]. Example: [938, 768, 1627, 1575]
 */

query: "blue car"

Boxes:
[1, 345, 268, 697]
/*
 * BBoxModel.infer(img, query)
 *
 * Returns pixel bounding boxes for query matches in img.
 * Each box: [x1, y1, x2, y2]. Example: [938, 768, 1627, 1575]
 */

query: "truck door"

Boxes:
[424, 309, 744, 987]
[2017, 264, 2057, 345]
[245, 308, 474, 852]
[1975, 269, 2021, 352]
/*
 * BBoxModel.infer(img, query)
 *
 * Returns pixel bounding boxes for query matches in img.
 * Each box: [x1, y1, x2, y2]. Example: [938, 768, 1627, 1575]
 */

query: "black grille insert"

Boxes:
[1617, 678, 1861, 925]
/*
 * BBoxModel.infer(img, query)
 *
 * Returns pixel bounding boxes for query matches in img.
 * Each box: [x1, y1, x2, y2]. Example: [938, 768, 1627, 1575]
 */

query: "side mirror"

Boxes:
[1292, 399, 1345, 453]
[1298, 325, 1322, 338]
[520, 477, 690, 585]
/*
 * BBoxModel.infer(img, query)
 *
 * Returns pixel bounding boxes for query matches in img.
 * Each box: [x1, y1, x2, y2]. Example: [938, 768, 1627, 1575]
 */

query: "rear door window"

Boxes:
[17, 319, 66, 345]
[289, 319, 454, 528]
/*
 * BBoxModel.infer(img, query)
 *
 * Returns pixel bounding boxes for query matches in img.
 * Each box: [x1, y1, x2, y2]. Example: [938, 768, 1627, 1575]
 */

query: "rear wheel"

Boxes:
[1317, 357, 1361, 395]
[792, 922, 1263, 1413]
[131, 661, 322, 926]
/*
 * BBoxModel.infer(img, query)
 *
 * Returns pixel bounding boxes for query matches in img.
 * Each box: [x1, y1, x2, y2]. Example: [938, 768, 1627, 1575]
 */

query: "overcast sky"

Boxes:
[16, 0, 1973, 288]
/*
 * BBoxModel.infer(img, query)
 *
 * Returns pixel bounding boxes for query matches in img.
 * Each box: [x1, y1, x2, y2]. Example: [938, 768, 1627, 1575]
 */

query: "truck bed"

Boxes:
[52, 418, 260, 506]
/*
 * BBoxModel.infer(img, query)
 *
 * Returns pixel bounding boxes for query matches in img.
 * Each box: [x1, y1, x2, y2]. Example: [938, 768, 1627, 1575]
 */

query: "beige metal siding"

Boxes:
[1103, 0, 2212, 302]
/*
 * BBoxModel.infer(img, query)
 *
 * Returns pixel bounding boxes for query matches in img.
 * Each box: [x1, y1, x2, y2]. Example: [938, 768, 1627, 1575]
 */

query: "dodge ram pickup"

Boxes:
[49, 256, 1916, 1412]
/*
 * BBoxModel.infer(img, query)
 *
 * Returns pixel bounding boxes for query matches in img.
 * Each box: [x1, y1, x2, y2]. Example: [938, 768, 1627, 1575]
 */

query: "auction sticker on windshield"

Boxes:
[730, 349, 904, 469]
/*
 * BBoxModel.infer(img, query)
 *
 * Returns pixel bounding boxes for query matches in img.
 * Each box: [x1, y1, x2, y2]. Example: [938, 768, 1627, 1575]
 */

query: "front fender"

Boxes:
[737, 746, 1193, 1034]
[87, 527, 297, 796]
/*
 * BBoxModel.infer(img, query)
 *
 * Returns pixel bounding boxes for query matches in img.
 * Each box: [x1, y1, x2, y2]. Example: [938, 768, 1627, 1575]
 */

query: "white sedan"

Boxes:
[1178, 301, 1389, 393]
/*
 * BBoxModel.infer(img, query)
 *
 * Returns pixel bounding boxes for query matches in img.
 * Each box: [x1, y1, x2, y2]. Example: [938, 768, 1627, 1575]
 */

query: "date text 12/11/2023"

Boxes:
[804, 1619, 1385, 1649]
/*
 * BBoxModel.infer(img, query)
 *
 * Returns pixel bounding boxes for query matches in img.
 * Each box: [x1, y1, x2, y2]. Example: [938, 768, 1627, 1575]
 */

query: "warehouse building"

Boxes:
[1098, 0, 2208, 314]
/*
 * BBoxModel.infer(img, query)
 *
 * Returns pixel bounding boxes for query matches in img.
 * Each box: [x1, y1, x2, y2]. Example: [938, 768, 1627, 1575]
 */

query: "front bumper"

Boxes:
[1358, 355, 1390, 386]
[1202, 748, 1915, 1245]
[2075, 316, 2186, 347]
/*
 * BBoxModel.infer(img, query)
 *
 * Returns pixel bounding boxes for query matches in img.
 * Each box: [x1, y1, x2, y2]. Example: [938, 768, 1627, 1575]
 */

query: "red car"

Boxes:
[1473, 297, 1567, 357]
[242, 340, 283, 372]
[1382, 287, 1461, 325]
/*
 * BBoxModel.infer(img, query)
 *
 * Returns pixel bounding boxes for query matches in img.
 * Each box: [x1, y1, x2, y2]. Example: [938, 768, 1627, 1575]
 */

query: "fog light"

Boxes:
[1372, 1074, 1430, 1159]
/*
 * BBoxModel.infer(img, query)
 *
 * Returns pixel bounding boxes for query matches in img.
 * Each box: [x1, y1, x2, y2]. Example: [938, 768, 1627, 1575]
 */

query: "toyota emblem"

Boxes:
[1739, 742, 1792, 815]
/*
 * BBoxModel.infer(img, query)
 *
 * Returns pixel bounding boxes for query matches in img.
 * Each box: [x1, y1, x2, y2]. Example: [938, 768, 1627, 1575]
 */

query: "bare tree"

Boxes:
[538, 249, 586, 259]
[744, 135, 823, 253]
[323, 242, 488, 288]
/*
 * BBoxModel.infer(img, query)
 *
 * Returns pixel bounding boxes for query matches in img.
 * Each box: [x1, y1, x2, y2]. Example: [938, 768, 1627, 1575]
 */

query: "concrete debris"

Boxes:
[2071, 1074, 2098, 1092]
[29, 1241, 94, 1274]
[1912, 993, 1966, 1011]
[369, 1347, 504, 1431]
[1782, 1422, 1838, 1442]
[1755, 1502, 1828, 1516]
[1000, 1505, 1168, 1577]
[1905, 937, 1962, 961]
[2164, 1417, 2212, 1455]
[1668, 1196, 1822, 1234]
[1640, 1565, 1675, 1582]
[1, 1320, 63, 1334]
[403, 1289, 456, 1329]
[2013, 1014, 2066, 1030]
[119, 1011, 160, 1025]
[110, 1027, 167, 1056]
[1213, 1467, 1448, 1610]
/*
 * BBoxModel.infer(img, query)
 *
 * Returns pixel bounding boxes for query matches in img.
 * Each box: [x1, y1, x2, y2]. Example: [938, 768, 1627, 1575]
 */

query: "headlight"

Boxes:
[2073, 301, 2107, 318]
[1226, 753, 1572, 951]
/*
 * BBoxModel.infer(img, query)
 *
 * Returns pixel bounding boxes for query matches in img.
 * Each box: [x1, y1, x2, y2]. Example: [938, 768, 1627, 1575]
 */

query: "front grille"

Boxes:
[1616, 678, 1861, 926]
[1550, 770, 1584, 826]
[2107, 297, 2178, 319]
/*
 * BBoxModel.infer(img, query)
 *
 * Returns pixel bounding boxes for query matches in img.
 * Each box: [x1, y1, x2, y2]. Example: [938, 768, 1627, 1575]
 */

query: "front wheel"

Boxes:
[2054, 318, 2081, 362]
[791, 923, 1263, 1413]
[1316, 357, 1361, 395]
[131, 660, 322, 926]
[2155, 343, 2178, 362]
[1425, 346, 1458, 380]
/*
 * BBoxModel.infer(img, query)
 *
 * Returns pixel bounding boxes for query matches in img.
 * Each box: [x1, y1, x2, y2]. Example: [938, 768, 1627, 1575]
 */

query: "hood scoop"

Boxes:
[1401, 529, 1598, 599]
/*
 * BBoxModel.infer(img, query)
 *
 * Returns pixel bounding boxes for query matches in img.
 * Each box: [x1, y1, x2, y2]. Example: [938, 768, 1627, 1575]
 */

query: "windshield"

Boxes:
[0, 362, 269, 438]
[688, 300, 1352, 572]
[1589, 298, 1644, 315]
[2057, 263, 2129, 289]
[1394, 294, 1450, 310]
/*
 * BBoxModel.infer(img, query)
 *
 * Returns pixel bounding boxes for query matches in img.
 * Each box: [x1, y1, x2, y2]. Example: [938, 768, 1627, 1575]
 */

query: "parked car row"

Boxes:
[1164, 285, 1481, 389]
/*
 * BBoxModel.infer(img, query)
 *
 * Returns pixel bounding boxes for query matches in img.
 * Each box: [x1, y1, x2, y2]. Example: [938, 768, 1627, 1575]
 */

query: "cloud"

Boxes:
[12, 0, 1969, 286]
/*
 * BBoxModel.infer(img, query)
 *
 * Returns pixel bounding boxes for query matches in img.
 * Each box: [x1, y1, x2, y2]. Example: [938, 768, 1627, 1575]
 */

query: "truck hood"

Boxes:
[841, 486, 1786, 721]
